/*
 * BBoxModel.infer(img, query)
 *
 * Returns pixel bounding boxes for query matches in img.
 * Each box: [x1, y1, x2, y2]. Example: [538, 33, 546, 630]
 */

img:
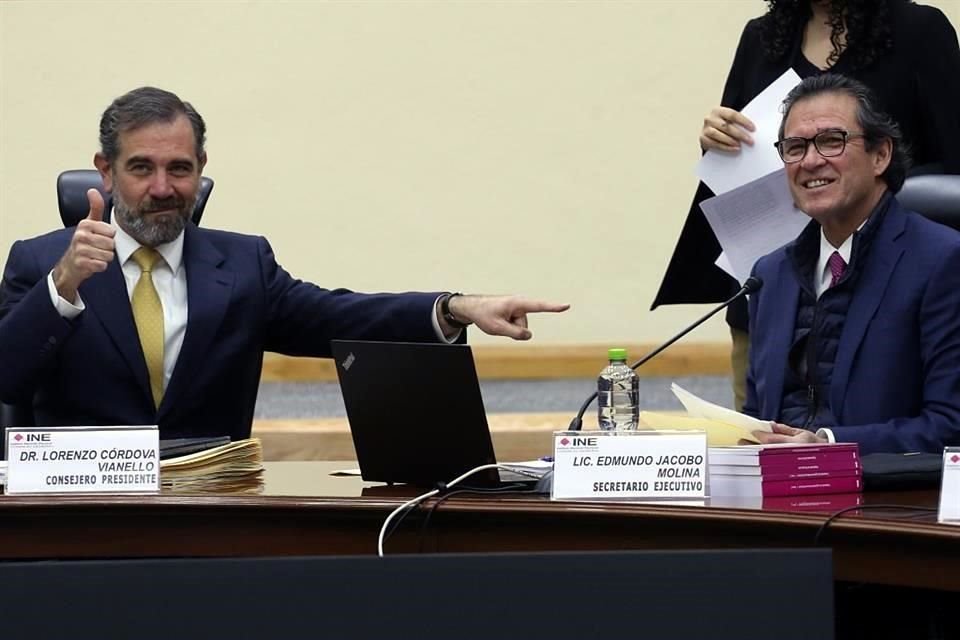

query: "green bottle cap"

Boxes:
[608, 348, 627, 361]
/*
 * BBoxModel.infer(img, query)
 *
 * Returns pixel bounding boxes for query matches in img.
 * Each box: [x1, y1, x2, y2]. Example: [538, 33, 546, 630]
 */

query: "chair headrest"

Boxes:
[897, 174, 960, 230]
[56, 169, 214, 228]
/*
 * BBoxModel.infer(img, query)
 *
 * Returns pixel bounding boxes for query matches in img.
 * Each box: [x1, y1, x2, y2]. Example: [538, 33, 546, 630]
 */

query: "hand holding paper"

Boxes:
[699, 106, 756, 153]
[696, 69, 801, 196]
[638, 383, 773, 446]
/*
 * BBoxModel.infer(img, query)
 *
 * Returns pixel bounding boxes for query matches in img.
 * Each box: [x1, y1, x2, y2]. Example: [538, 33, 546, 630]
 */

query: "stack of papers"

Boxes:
[708, 443, 863, 497]
[638, 383, 772, 446]
[695, 69, 808, 284]
[0, 440, 263, 493]
[160, 438, 264, 493]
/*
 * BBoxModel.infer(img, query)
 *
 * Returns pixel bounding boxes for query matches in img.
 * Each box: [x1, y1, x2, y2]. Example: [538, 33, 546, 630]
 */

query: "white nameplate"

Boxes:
[551, 430, 707, 501]
[5, 426, 160, 494]
[939, 447, 960, 524]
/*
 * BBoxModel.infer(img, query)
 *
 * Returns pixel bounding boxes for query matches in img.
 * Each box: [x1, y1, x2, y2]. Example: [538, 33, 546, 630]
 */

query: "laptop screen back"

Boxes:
[331, 340, 499, 486]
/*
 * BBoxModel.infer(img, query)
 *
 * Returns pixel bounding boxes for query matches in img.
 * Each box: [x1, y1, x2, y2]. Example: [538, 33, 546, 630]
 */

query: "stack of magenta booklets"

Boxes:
[707, 443, 862, 509]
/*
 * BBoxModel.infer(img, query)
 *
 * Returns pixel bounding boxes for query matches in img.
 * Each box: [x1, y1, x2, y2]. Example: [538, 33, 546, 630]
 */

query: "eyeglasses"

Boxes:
[774, 129, 867, 163]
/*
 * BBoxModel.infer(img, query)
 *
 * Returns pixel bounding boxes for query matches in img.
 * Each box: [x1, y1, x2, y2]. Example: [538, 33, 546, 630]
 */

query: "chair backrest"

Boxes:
[0, 170, 216, 441]
[1, 403, 35, 455]
[56, 169, 214, 227]
[897, 174, 960, 231]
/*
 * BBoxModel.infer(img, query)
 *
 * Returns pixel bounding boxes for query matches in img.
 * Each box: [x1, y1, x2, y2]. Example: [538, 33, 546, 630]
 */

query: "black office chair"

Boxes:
[57, 169, 214, 227]
[0, 170, 215, 435]
[897, 173, 960, 231]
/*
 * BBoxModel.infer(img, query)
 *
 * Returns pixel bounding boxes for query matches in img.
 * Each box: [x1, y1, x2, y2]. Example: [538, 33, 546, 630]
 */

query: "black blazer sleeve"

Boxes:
[907, 5, 960, 173]
[651, 19, 772, 310]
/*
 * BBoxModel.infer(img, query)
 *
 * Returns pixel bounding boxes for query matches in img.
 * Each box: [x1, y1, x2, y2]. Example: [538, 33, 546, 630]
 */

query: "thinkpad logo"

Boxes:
[341, 353, 356, 371]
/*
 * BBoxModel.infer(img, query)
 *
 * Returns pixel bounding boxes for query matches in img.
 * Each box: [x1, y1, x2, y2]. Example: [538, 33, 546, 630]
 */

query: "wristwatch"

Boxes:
[440, 292, 470, 329]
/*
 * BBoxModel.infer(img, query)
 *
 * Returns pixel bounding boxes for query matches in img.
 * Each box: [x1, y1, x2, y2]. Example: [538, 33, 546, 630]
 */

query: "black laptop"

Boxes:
[331, 340, 533, 487]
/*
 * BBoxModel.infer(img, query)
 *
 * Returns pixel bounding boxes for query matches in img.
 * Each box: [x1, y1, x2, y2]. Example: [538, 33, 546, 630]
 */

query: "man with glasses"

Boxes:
[742, 73, 960, 454]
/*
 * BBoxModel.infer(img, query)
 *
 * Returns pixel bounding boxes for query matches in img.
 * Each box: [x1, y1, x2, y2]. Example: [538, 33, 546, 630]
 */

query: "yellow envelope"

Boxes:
[638, 411, 760, 446]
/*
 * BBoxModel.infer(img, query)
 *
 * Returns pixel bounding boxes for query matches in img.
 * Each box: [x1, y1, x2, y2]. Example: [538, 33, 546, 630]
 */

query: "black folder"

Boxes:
[861, 452, 942, 490]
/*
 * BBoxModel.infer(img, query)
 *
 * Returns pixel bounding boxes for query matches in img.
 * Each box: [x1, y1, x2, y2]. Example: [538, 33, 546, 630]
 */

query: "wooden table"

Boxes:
[1, 461, 956, 592]
[253, 412, 586, 462]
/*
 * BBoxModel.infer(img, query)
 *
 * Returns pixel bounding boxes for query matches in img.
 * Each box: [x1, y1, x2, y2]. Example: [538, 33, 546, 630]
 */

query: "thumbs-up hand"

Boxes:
[53, 188, 117, 303]
[86, 187, 105, 222]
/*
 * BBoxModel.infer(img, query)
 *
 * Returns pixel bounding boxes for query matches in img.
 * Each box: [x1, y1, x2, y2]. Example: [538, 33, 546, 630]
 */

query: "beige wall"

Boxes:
[2, 1, 958, 347]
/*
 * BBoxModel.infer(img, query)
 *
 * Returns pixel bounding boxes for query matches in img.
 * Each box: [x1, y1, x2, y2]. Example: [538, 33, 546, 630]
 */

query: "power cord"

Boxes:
[813, 504, 938, 546]
[377, 463, 535, 557]
[380, 500, 423, 548]
[416, 483, 538, 553]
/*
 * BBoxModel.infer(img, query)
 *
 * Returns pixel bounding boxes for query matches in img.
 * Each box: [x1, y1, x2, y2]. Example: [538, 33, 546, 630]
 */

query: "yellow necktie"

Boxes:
[131, 247, 165, 409]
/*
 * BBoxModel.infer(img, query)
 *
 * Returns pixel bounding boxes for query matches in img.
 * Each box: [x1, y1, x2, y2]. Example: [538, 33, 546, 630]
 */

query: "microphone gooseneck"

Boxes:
[567, 276, 763, 431]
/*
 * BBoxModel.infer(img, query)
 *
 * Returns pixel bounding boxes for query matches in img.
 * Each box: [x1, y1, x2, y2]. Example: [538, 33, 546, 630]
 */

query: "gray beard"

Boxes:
[112, 193, 195, 247]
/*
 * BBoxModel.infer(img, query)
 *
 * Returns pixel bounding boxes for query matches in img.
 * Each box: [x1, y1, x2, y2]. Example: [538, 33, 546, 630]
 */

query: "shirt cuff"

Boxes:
[432, 295, 461, 343]
[815, 427, 836, 443]
[47, 270, 84, 318]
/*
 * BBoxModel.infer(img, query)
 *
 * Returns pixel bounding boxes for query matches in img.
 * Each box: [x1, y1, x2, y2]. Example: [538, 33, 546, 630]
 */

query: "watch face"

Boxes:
[442, 293, 467, 327]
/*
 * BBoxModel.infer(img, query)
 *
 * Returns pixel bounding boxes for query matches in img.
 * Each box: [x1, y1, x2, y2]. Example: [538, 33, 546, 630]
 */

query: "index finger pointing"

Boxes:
[515, 300, 571, 313]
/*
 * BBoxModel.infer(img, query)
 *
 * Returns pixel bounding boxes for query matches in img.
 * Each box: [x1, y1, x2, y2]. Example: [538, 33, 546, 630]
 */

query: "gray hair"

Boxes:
[99, 87, 206, 164]
[778, 73, 911, 192]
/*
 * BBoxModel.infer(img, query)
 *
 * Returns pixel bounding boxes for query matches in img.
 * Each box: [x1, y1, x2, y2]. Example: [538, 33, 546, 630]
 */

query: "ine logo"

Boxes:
[557, 436, 598, 452]
[341, 353, 356, 371]
[10, 432, 51, 446]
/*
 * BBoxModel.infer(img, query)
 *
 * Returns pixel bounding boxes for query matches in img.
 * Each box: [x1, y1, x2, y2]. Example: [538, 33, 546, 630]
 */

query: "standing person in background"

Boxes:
[651, 0, 960, 411]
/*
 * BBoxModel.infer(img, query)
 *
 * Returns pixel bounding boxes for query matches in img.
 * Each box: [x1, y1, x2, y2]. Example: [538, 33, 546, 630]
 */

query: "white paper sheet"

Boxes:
[701, 169, 810, 284]
[696, 69, 802, 196]
[715, 251, 735, 279]
[671, 383, 772, 434]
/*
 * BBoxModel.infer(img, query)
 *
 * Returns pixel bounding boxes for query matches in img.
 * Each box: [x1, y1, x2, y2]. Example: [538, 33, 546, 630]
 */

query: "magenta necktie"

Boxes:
[828, 251, 846, 288]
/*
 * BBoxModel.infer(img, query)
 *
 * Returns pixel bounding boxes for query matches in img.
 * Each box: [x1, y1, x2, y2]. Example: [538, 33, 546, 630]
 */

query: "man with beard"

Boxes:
[0, 86, 569, 439]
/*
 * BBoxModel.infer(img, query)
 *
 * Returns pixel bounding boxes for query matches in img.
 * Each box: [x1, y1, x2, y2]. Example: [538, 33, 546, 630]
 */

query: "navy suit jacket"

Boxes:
[743, 197, 960, 454]
[0, 223, 443, 439]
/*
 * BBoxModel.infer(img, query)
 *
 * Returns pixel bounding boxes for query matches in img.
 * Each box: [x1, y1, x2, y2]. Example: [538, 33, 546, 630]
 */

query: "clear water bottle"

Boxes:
[597, 348, 639, 431]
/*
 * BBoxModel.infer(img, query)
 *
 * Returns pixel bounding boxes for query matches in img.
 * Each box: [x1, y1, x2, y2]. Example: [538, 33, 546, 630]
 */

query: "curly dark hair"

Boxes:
[760, 0, 903, 70]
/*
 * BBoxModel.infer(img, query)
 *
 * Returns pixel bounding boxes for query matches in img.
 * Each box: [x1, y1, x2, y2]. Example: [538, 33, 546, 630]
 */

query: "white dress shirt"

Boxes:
[48, 216, 454, 392]
[48, 216, 188, 392]
[814, 229, 854, 299]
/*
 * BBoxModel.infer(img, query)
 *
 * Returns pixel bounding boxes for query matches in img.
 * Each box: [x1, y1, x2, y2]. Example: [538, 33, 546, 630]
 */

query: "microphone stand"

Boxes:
[567, 277, 762, 431]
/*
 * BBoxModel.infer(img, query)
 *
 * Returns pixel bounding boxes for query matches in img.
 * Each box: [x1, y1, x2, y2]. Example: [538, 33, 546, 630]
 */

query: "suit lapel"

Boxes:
[159, 225, 234, 418]
[80, 258, 154, 406]
[762, 257, 800, 419]
[831, 204, 906, 418]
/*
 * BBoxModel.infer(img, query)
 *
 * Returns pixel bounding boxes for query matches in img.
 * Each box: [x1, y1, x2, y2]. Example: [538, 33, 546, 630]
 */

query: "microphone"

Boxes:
[567, 276, 763, 431]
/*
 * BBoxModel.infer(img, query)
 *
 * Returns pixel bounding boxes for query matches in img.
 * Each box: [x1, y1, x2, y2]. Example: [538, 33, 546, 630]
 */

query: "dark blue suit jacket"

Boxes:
[0, 223, 443, 439]
[743, 198, 960, 454]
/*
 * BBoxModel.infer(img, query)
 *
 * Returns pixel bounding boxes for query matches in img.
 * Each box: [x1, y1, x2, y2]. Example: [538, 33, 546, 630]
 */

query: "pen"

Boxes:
[540, 456, 554, 462]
